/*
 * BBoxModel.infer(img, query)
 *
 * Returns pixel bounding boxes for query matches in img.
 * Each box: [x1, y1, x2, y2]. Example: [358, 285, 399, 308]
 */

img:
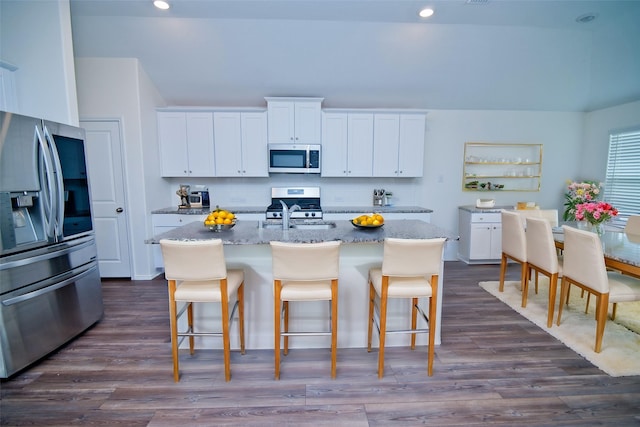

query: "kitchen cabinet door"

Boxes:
[322, 112, 373, 177]
[186, 113, 215, 176]
[157, 112, 215, 177]
[321, 113, 348, 176]
[266, 97, 322, 144]
[240, 112, 268, 177]
[372, 114, 400, 177]
[213, 112, 243, 176]
[397, 114, 425, 177]
[458, 209, 502, 264]
[214, 112, 268, 177]
[372, 113, 425, 177]
[347, 113, 374, 176]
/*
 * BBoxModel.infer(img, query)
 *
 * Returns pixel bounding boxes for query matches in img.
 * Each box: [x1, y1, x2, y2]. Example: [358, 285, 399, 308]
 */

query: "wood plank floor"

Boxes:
[2, 262, 640, 426]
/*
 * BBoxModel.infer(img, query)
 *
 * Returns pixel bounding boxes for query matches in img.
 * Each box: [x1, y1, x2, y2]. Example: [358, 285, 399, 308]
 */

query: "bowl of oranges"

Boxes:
[204, 208, 236, 232]
[351, 214, 384, 229]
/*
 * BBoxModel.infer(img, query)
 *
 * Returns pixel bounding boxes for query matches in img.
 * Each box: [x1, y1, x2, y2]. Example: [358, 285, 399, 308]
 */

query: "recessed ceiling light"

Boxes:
[154, 0, 170, 10]
[418, 8, 434, 18]
[576, 13, 598, 23]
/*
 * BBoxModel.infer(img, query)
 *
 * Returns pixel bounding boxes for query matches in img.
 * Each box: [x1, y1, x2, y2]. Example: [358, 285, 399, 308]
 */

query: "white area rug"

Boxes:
[479, 280, 640, 377]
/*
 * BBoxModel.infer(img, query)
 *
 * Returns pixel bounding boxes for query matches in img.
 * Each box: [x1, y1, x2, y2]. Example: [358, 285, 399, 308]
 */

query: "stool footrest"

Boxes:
[281, 331, 331, 337]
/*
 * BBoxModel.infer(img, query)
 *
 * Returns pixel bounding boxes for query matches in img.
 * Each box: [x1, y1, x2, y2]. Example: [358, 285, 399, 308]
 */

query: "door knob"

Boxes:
[116, 207, 124, 213]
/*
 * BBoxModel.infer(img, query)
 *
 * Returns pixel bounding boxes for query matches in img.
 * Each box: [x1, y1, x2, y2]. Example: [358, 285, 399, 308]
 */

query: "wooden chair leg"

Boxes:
[283, 301, 289, 355]
[556, 278, 569, 326]
[274, 280, 282, 380]
[377, 278, 389, 378]
[535, 270, 539, 294]
[367, 281, 375, 352]
[594, 294, 609, 353]
[330, 279, 338, 379]
[585, 292, 591, 314]
[220, 279, 231, 382]
[410, 297, 418, 350]
[546, 273, 558, 328]
[187, 302, 195, 355]
[611, 303, 618, 321]
[427, 275, 438, 377]
[520, 262, 529, 308]
[168, 280, 180, 382]
[238, 283, 245, 354]
[499, 254, 508, 292]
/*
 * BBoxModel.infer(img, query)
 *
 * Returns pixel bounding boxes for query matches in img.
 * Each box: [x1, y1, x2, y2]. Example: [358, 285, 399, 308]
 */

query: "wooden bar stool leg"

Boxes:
[428, 275, 438, 376]
[187, 302, 195, 355]
[220, 279, 231, 382]
[331, 278, 338, 379]
[377, 278, 389, 378]
[410, 297, 418, 350]
[367, 281, 375, 352]
[238, 283, 246, 354]
[283, 301, 289, 355]
[274, 280, 282, 380]
[168, 280, 180, 382]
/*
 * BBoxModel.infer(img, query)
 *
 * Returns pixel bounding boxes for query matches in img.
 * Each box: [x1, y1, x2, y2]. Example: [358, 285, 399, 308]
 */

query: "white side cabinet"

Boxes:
[458, 208, 502, 264]
[265, 97, 323, 144]
[321, 112, 373, 177]
[372, 113, 425, 177]
[152, 214, 207, 268]
[213, 111, 268, 177]
[157, 112, 215, 177]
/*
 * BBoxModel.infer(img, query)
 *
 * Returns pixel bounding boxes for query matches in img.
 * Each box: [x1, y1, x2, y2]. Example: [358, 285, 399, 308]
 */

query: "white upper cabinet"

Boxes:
[373, 113, 425, 177]
[266, 97, 323, 144]
[214, 111, 268, 177]
[322, 112, 373, 177]
[157, 111, 215, 177]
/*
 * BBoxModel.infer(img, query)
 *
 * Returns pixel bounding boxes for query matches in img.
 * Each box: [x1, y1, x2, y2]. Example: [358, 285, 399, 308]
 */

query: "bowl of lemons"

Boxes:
[351, 214, 384, 229]
[204, 208, 236, 232]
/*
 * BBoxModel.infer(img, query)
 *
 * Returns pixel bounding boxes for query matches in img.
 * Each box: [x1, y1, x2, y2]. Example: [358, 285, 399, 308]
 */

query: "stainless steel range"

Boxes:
[266, 187, 323, 220]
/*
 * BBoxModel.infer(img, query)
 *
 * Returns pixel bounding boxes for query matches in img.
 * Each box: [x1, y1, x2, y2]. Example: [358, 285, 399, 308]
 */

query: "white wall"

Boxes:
[75, 57, 166, 280]
[0, 0, 78, 124]
[582, 100, 640, 183]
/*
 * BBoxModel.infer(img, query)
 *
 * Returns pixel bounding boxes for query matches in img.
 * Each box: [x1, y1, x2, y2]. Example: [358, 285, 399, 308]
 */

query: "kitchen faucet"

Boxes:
[280, 200, 301, 230]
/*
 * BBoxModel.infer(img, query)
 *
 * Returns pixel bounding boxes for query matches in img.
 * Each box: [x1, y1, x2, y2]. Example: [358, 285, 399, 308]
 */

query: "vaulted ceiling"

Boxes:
[69, 0, 640, 112]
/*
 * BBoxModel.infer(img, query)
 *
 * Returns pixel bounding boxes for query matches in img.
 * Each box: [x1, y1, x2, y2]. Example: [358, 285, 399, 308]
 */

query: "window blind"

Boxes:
[604, 128, 640, 221]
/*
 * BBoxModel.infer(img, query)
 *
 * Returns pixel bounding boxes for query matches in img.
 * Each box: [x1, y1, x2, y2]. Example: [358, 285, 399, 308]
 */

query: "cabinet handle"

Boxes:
[116, 207, 124, 213]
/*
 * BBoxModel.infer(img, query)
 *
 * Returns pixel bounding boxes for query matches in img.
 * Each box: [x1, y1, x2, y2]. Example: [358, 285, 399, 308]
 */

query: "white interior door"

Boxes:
[81, 120, 131, 277]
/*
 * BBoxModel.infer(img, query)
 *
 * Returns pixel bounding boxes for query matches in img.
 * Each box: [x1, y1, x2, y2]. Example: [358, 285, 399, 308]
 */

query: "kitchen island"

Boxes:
[148, 219, 455, 351]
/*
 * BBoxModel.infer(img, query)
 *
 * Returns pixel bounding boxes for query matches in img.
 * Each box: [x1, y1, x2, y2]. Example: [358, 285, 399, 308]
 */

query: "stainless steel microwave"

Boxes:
[268, 144, 321, 174]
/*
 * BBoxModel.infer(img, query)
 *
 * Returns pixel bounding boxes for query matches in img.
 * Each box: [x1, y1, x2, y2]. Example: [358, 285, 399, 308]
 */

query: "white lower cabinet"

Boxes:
[458, 209, 502, 264]
[152, 214, 207, 268]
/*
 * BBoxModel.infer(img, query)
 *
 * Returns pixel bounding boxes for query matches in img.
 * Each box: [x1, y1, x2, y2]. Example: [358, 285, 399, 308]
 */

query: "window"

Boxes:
[604, 128, 640, 221]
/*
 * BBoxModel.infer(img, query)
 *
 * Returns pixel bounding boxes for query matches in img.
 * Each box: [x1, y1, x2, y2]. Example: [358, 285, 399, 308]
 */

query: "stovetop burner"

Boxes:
[265, 187, 323, 219]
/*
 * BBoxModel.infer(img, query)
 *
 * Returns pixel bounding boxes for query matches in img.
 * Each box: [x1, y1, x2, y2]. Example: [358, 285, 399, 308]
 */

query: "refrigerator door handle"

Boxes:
[1, 263, 97, 306]
[35, 125, 56, 239]
[43, 125, 65, 240]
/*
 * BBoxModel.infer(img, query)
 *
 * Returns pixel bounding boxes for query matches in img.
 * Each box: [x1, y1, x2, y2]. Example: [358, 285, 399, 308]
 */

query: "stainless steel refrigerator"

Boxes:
[0, 111, 103, 378]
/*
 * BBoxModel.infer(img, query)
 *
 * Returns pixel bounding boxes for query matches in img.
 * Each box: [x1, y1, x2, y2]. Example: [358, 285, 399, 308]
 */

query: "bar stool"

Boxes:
[159, 239, 245, 382]
[367, 237, 446, 378]
[270, 240, 341, 379]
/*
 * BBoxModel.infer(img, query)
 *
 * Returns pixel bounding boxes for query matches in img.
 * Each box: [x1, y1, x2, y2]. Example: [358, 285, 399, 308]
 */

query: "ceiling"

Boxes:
[69, 0, 640, 112]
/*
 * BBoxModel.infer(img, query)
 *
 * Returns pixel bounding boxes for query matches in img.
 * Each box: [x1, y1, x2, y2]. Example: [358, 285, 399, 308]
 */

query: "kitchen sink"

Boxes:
[290, 222, 336, 230]
[259, 221, 336, 230]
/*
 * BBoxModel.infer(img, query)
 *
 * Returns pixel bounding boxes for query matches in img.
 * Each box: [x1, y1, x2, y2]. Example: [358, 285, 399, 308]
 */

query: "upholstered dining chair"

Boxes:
[367, 237, 446, 378]
[159, 239, 245, 382]
[525, 217, 563, 327]
[499, 211, 529, 306]
[270, 240, 341, 379]
[515, 209, 559, 227]
[556, 226, 640, 352]
[625, 215, 640, 235]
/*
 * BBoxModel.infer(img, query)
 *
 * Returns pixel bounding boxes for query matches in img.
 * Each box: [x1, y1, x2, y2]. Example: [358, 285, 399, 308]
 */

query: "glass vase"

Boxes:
[587, 222, 605, 236]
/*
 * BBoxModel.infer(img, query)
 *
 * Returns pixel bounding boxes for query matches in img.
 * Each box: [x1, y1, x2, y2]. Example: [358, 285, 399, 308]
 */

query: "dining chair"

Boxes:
[367, 237, 446, 378]
[270, 240, 341, 379]
[625, 215, 640, 235]
[499, 211, 529, 306]
[515, 209, 559, 227]
[556, 226, 640, 352]
[159, 238, 245, 382]
[525, 217, 563, 327]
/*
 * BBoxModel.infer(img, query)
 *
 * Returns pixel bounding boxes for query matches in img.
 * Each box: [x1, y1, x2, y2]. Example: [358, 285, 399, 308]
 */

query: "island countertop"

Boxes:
[151, 205, 433, 215]
[147, 219, 456, 245]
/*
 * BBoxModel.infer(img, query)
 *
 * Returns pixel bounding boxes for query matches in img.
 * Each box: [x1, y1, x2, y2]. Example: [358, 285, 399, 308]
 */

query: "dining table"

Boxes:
[553, 223, 640, 279]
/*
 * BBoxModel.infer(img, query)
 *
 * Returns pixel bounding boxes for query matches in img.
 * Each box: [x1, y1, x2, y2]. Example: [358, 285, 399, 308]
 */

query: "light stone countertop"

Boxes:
[147, 219, 456, 245]
[151, 205, 433, 215]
